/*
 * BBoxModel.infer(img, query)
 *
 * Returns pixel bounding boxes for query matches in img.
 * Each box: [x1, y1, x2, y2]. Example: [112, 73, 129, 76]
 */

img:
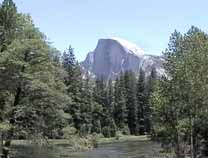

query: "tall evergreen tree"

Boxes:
[124, 71, 138, 135]
[136, 69, 146, 135]
[106, 79, 114, 116]
[145, 68, 157, 133]
[0, 0, 17, 52]
[79, 72, 93, 136]
[62, 45, 76, 94]
[114, 74, 128, 133]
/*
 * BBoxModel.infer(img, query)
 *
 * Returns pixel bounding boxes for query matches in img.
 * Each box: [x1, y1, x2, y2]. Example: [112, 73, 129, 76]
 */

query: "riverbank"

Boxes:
[8, 136, 161, 158]
[98, 135, 151, 144]
[11, 136, 94, 152]
[11, 135, 150, 145]
[6, 135, 160, 158]
[9, 135, 151, 153]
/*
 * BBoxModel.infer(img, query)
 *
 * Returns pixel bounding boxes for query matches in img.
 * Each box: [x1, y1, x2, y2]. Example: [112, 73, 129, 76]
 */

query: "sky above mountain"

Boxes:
[4, 0, 208, 61]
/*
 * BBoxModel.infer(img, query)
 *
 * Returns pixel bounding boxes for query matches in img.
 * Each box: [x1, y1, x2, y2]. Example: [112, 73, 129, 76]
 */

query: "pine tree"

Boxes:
[79, 72, 93, 136]
[124, 71, 138, 135]
[91, 103, 103, 134]
[62, 46, 85, 133]
[0, 0, 18, 51]
[114, 74, 128, 132]
[145, 68, 157, 134]
[101, 79, 116, 137]
[94, 77, 106, 106]
[136, 69, 146, 135]
[62, 45, 76, 94]
[106, 79, 114, 116]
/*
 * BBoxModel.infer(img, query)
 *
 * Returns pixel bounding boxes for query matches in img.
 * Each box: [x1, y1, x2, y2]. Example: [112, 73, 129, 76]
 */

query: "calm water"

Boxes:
[13, 140, 162, 158]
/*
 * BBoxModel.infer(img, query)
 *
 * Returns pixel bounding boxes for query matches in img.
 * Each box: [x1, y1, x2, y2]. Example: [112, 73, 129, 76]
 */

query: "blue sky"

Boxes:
[5, 0, 208, 61]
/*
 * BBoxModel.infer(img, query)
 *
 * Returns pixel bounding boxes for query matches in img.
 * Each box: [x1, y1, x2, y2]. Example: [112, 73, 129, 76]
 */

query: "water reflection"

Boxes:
[13, 140, 161, 158]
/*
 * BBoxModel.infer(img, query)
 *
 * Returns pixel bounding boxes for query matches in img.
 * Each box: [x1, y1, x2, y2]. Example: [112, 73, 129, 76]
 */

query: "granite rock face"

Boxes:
[81, 37, 165, 80]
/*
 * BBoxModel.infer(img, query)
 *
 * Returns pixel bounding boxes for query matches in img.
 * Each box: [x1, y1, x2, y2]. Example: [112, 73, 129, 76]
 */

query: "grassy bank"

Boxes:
[98, 135, 151, 144]
[11, 136, 94, 152]
[11, 135, 150, 145]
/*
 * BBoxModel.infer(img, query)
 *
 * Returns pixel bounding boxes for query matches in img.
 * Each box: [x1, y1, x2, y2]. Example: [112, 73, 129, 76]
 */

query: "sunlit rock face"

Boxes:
[81, 37, 165, 80]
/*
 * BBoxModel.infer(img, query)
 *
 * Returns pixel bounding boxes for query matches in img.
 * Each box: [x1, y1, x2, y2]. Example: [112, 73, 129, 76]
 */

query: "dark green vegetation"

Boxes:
[0, 0, 154, 157]
[151, 27, 208, 157]
[1, 1, 208, 158]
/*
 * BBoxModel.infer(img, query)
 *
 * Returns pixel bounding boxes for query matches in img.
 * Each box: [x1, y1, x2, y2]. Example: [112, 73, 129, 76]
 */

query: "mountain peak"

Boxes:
[81, 37, 164, 80]
[102, 37, 144, 57]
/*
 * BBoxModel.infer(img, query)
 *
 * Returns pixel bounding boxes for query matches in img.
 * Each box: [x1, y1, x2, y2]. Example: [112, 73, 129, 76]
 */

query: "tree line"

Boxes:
[62, 46, 156, 137]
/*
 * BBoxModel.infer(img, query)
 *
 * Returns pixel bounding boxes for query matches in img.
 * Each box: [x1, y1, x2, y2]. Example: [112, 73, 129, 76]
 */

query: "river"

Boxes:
[13, 140, 162, 158]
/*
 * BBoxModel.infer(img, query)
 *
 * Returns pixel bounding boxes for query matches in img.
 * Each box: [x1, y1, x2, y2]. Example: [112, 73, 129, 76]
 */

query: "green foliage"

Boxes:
[0, 2, 157, 158]
[62, 126, 77, 138]
[0, 0, 17, 51]
[124, 71, 138, 135]
[0, 0, 71, 141]
[114, 73, 128, 130]
[151, 26, 208, 158]
[136, 70, 146, 135]
[0, 122, 11, 132]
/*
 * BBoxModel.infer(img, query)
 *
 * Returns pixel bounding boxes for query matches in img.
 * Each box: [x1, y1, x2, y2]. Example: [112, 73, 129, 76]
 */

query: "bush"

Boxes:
[115, 131, 123, 140]
[62, 126, 77, 139]
[121, 126, 130, 135]
[102, 126, 111, 137]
